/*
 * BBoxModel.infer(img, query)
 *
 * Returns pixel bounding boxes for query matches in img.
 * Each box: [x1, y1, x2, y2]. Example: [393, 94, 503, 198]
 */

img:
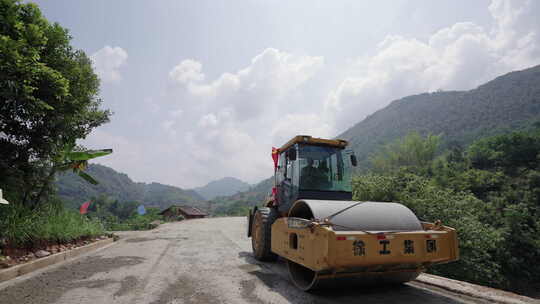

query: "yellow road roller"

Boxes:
[247, 135, 459, 291]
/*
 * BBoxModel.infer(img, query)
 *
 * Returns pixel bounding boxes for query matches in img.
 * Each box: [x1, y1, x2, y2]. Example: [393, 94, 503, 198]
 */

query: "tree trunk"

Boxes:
[32, 167, 56, 208]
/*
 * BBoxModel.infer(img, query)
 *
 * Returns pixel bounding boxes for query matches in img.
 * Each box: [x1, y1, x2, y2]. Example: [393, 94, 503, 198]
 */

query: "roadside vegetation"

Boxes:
[0, 201, 104, 250]
[353, 128, 540, 295]
[85, 196, 164, 231]
[0, 1, 112, 256]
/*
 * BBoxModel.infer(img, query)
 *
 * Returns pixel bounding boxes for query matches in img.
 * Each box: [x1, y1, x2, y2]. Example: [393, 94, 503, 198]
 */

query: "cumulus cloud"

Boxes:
[271, 113, 332, 146]
[82, 129, 143, 173]
[155, 1, 539, 186]
[91, 46, 128, 83]
[326, 0, 540, 132]
[198, 113, 218, 127]
[91, 0, 540, 188]
[160, 48, 326, 185]
[169, 59, 205, 84]
[177, 49, 324, 94]
[169, 48, 325, 129]
[170, 48, 324, 119]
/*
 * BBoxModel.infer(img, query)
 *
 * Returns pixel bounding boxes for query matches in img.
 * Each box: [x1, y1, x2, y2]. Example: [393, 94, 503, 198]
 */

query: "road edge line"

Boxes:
[415, 273, 538, 304]
[0, 238, 115, 283]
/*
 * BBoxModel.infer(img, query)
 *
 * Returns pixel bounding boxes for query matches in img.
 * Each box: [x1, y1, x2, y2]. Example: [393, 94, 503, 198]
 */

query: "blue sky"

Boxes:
[33, 0, 539, 188]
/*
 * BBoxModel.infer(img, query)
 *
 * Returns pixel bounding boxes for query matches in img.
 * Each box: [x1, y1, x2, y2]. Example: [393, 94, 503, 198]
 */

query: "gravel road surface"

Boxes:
[0, 217, 483, 304]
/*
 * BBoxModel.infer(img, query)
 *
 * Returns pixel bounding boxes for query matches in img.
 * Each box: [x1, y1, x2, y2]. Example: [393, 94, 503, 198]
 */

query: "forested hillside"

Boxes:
[339, 65, 540, 168]
[56, 164, 204, 210]
[210, 177, 273, 216]
[354, 129, 540, 296]
[194, 177, 250, 200]
[210, 65, 540, 216]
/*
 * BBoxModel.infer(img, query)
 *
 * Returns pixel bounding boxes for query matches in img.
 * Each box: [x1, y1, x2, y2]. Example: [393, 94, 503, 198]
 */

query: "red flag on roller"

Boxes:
[79, 200, 91, 214]
[271, 147, 279, 171]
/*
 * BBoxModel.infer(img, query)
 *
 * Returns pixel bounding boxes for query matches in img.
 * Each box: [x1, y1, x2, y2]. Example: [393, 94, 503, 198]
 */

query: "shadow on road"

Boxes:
[238, 251, 465, 304]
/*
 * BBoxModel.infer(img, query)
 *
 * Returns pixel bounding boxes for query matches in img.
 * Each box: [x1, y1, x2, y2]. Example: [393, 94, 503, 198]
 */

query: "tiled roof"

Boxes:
[160, 205, 207, 216]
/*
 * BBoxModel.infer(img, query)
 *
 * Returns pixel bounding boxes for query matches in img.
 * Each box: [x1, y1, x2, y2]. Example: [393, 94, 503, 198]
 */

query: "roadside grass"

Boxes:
[0, 200, 105, 250]
[104, 215, 160, 231]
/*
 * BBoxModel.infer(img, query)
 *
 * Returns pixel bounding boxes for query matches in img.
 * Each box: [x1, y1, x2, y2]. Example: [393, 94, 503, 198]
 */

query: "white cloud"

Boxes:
[90, 46, 128, 83]
[80, 129, 142, 174]
[158, 48, 326, 185]
[170, 48, 324, 120]
[169, 59, 205, 84]
[198, 113, 218, 127]
[271, 113, 332, 146]
[92, 1, 540, 188]
[156, 1, 539, 186]
[326, 0, 540, 132]
[161, 120, 175, 131]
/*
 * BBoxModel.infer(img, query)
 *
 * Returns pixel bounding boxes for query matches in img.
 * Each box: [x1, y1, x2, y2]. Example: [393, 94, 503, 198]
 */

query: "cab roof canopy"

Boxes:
[278, 135, 348, 153]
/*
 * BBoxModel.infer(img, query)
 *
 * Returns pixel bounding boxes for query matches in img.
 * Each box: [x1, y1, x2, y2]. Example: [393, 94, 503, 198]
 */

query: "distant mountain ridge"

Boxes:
[339, 64, 540, 167]
[55, 164, 205, 210]
[209, 64, 540, 215]
[209, 177, 273, 215]
[58, 65, 540, 215]
[194, 176, 250, 200]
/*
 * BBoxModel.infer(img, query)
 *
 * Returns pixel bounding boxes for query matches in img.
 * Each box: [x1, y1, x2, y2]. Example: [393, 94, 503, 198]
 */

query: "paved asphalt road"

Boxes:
[0, 217, 483, 304]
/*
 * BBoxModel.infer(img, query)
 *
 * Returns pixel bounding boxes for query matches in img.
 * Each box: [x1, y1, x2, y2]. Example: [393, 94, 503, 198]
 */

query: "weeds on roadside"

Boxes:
[0, 200, 104, 249]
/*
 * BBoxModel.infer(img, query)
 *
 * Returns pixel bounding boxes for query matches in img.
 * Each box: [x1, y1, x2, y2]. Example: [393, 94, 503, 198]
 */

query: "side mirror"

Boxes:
[350, 154, 357, 167]
[288, 149, 296, 161]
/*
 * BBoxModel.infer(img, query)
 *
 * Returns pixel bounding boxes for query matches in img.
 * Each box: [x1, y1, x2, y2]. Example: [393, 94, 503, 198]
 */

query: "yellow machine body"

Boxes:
[272, 219, 458, 274]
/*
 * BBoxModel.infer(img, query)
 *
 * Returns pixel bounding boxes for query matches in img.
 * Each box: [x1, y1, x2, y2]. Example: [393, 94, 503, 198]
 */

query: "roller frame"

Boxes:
[271, 200, 459, 290]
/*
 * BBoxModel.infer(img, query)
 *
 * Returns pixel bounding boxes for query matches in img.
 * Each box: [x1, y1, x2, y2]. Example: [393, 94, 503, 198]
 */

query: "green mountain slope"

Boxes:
[142, 182, 205, 208]
[339, 64, 540, 168]
[209, 177, 273, 215]
[194, 177, 250, 200]
[55, 164, 204, 210]
[211, 65, 540, 215]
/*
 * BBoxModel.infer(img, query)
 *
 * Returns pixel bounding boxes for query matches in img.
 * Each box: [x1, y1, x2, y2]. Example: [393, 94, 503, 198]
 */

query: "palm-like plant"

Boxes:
[31, 143, 112, 207]
[55, 143, 113, 185]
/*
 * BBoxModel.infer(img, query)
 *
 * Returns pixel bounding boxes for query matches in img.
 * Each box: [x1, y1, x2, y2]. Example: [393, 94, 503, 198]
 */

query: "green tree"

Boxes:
[468, 130, 540, 173]
[0, 0, 110, 207]
[353, 171, 506, 286]
[357, 129, 540, 292]
[371, 132, 441, 174]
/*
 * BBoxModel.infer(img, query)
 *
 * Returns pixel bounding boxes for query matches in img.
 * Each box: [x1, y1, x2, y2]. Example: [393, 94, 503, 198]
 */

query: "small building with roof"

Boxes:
[159, 205, 208, 220]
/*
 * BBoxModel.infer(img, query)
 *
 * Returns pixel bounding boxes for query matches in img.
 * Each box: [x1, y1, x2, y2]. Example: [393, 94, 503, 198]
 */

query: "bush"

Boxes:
[106, 214, 161, 231]
[356, 129, 540, 293]
[352, 173, 399, 202]
[370, 132, 441, 175]
[0, 200, 105, 249]
[353, 173, 506, 286]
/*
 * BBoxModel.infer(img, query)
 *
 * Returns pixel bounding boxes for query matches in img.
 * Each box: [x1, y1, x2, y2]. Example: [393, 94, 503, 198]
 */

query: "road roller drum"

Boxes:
[271, 200, 458, 290]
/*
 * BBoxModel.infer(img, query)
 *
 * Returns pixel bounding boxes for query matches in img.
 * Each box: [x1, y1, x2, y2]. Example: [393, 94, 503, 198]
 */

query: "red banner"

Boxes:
[271, 147, 279, 171]
[79, 200, 91, 214]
